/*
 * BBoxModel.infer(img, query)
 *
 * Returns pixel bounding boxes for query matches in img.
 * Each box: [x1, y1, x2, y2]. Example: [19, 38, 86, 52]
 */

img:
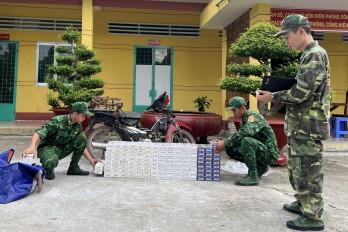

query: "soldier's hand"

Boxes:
[214, 140, 225, 153]
[209, 139, 219, 144]
[22, 147, 36, 158]
[256, 90, 273, 103]
[91, 159, 99, 169]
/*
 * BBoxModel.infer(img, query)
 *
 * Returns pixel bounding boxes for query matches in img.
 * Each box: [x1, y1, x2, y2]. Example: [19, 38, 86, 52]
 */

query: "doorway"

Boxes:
[133, 46, 173, 112]
[0, 41, 18, 121]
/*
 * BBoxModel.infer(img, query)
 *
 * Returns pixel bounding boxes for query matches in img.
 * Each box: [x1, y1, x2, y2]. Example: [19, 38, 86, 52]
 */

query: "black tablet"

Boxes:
[261, 76, 297, 92]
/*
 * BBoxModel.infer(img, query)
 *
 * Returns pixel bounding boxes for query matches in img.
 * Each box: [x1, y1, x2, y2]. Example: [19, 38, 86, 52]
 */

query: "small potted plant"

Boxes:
[45, 26, 104, 112]
[193, 96, 212, 112]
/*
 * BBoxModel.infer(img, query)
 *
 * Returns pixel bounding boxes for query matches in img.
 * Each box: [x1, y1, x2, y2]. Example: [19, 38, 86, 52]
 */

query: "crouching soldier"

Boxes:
[22, 102, 98, 180]
[214, 97, 280, 186]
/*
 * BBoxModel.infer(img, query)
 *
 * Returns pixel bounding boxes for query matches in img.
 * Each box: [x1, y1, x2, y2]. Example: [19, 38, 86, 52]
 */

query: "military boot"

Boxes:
[283, 201, 302, 215]
[235, 170, 259, 186]
[68, 154, 89, 175]
[286, 215, 324, 231]
[67, 166, 89, 176]
[45, 169, 55, 180]
[257, 164, 270, 177]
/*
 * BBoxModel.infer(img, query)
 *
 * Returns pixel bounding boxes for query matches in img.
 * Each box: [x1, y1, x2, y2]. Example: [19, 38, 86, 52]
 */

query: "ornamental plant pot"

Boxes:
[50, 107, 90, 131]
[228, 117, 288, 166]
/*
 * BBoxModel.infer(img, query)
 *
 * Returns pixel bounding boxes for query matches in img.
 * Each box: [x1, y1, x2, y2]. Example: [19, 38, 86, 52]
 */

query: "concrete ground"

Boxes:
[1, 135, 348, 232]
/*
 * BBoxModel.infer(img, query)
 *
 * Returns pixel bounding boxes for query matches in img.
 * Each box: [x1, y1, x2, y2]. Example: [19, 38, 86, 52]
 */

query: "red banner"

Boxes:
[271, 9, 348, 32]
[0, 34, 10, 40]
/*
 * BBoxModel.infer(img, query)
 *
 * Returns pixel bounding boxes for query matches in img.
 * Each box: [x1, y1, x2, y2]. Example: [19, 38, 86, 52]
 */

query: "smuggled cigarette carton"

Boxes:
[94, 161, 105, 175]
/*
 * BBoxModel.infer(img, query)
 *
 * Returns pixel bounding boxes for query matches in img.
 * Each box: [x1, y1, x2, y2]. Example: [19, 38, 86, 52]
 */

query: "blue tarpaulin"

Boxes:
[0, 149, 45, 204]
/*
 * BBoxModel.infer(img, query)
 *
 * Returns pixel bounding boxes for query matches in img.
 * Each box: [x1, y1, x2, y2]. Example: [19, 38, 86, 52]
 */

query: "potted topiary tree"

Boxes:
[219, 22, 302, 165]
[46, 26, 104, 115]
[218, 22, 300, 111]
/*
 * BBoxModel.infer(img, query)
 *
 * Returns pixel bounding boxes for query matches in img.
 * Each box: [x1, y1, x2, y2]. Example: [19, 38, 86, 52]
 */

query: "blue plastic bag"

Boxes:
[0, 149, 45, 204]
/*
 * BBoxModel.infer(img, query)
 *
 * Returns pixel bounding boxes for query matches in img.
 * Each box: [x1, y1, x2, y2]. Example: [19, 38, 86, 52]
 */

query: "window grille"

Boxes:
[343, 33, 348, 42]
[0, 42, 17, 104]
[108, 22, 200, 37]
[36, 42, 72, 85]
[311, 31, 324, 41]
[0, 16, 81, 31]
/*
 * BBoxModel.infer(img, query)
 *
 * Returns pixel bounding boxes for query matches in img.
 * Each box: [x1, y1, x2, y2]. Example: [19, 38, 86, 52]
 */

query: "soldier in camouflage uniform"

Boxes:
[23, 102, 98, 180]
[214, 96, 280, 186]
[257, 14, 330, 231]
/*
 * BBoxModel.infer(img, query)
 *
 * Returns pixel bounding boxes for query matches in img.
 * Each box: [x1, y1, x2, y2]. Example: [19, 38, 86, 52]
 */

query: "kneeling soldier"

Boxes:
[214, 97, 280, 186]
[22, 102, 98, 180]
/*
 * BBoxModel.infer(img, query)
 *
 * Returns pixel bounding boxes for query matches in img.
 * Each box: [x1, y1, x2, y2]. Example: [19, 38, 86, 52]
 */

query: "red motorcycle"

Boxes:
[85, 92, 195, 159]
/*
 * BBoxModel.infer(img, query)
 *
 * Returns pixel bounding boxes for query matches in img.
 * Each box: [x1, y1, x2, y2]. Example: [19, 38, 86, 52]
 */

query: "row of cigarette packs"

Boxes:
[103, 141, 221, 181]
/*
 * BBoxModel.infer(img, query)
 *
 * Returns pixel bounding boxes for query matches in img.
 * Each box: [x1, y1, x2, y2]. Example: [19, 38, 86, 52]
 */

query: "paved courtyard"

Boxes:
[1, 135, 348, 232]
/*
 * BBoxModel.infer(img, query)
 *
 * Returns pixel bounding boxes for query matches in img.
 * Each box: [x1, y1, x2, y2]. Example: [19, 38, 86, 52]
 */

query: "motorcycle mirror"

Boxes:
[163, 96, 170, 107]
[146, 92, 167, 111]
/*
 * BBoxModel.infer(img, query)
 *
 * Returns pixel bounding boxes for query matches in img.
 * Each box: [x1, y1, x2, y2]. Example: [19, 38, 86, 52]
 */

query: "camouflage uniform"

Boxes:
[225, 109, 280, 182]
[36, 114, 87, 172]
[272, 30, 330, 222]
[36, 102, 93, 180]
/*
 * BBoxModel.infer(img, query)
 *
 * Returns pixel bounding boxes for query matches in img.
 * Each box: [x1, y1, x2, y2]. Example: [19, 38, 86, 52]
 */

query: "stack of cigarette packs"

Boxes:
[196, 145, 221, 181]
[104, 141, 220, 181]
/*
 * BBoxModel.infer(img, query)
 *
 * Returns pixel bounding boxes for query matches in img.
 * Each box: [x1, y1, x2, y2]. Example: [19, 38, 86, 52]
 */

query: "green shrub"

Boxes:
[193, 96, 212, 112]
[218, 76, 262, 94]
[227, 63, 271, 77]
[272, 62, 299, 79]
[75, 44, 95, 61]
[219, 22, 301, 113]
[46, 26, 104, 108]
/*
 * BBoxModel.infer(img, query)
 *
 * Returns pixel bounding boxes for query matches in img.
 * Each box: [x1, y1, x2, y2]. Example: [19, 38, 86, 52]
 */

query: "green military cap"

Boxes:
[275, 14, 310, 37]
[225, 96, 247, 110]
[71, 102, 93, 116]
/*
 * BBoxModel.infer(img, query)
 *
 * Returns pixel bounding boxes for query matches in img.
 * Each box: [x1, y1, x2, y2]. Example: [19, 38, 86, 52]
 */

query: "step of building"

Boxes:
[0, 120, 46, 136]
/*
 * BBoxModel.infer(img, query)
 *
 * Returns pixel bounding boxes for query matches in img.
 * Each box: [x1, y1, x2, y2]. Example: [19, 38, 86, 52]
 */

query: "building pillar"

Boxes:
[221, 29, 233, 119]
[82, 0, 93, 49]
[250, 3, 271, 25]
[249, 3, 271, 112]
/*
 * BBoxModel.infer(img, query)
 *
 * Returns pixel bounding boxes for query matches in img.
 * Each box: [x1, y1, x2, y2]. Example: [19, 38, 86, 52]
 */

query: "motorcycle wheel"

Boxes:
[170, 129, 196, 144]
[87, 126, 122, 160]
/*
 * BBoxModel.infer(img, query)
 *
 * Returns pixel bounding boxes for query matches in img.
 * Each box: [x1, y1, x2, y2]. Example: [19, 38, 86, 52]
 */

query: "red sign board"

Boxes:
[271, 9, 348, 32]
[0, 34, 10, 40]
[148, 39, 160, 46]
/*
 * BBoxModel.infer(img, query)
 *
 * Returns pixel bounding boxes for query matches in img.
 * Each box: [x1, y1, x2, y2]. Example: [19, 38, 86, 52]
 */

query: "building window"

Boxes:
[155, 48, 171, 66]
[36, 42, 71, 85]
[136, 48, 152, 65]
[136, 48, 172, 66]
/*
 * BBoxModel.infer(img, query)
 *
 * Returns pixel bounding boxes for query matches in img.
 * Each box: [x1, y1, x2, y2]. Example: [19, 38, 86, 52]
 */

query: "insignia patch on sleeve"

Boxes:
[247, 115, 255, 122]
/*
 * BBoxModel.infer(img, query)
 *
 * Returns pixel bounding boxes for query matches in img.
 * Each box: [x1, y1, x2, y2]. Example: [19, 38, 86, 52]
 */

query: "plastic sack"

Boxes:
[221, 160, 249, 174]
[0, 149, 45, 204]
[221, 160, 273, 176]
